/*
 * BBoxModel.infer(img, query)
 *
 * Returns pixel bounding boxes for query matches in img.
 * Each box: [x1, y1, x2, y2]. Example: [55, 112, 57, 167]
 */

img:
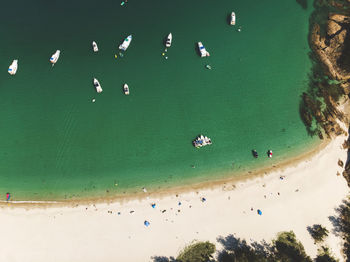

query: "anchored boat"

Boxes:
[93, 78, 103, 93]
[92, 41, 99, 52]
[165, 33, 172, 48]
[267, 150, 273, 158]
[8, 60, 18, 75]
[123, 83, 130, 95]
[119, 35, 132, 51]
[230, 12, 236, 25]
[197, 42, 210, 57]
[193, 135, 212, 148]
[50, 50, 60, 65]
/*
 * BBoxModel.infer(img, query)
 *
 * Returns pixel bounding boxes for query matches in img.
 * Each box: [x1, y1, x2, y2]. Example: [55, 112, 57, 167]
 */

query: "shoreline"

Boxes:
[1, 136, 327, 207]
[0, 132, 348, 261]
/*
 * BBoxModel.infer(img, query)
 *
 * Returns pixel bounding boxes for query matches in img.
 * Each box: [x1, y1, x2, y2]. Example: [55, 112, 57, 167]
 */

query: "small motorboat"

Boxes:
[119, 35, 132, 51]
[252, 150, 258, 158]
[230, 12, 236, 25]
[197, 42, 210, 57]
[92, 41, 99, 52]
[50, 50, 61, 65]
[8, 60, 18, 75]
[205, 64, 212, 70]
[267, 150, 273, 158]
[165, 33, 172, 48]
[123, 83, 130, 95]
[93, 78, 103, 93]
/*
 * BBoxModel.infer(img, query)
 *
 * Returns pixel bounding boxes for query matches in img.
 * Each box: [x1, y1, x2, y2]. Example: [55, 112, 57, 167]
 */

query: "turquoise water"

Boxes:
[0, 0, 316, 200]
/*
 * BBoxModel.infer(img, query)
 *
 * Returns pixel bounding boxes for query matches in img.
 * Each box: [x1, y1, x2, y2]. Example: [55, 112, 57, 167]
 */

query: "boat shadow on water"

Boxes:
[194, 43, 202, 57]
[226, 13, 232, 25]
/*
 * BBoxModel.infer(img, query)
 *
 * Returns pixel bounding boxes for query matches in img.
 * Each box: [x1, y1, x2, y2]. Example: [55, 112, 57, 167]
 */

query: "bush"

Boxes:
[273, 231, 312, 262]
[315, 246, 338, 262]
[308, 224, 329, 243]
[177, 241, 216, 262]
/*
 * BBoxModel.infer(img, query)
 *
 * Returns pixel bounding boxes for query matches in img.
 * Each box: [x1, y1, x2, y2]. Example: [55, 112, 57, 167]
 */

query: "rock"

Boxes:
[343, 139, 350, 149]
[330, 14, 349, 24]
[343, 169, 350, 187]
[327, 19, 341, 36]
[311, 14, 350, 85]
[339, 159, 344, 167]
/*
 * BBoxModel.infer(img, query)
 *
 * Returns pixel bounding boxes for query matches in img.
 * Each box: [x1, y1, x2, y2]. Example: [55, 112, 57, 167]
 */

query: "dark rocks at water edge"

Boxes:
[301, 2, 350, 139]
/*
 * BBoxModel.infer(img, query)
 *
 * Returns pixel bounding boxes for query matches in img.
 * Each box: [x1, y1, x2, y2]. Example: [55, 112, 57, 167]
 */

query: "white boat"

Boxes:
[92, 41, 99, 52]
[123, 83, 130, 95]
[50, 50, 60, 64]
[8, 60, 18, 75]
[230, 12, 236, 25]
[267, 150, 273, 158]
[93, 78, 103, 93]
[165, 33, 172, 48]
[197, 42, 210, 57]
[119, 35, 132, 51]
[193, 134, 212, 148]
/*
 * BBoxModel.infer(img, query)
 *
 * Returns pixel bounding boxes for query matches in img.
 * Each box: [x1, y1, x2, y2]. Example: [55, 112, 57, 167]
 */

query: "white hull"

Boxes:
[165, 33, 172, 48]
[230, 12, 236, 25]
[93, 78, 103, 93]
[92, 41, 99, 52]
[193, 134, 212, 148]
[198, 42, 210, 57]
[119, 35, 132, 51]
[8, 60, 18, 75]
[50, 50, 61, 64]
[123, 84, 129, 95]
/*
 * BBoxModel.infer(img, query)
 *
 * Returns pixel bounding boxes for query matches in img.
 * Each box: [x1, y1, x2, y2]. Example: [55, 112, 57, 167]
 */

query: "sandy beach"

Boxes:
[0, 135, 349, 262]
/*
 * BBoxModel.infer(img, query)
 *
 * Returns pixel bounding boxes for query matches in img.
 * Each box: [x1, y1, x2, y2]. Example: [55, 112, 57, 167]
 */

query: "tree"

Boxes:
[315, 246, 338, 262]
[273, 231, 312, 262]
[308, 224, 329, 243]
[177, 241, 216, 262]
[216, 235, 273, 262]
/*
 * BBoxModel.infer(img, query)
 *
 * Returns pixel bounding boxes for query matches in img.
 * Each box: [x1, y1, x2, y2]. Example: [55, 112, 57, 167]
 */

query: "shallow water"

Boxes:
[0, 0, 317, 200]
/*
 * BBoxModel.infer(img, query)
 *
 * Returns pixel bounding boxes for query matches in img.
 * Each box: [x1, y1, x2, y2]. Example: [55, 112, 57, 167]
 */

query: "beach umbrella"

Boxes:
[144, 220, 150, 227]
[257, 209, 262, 215]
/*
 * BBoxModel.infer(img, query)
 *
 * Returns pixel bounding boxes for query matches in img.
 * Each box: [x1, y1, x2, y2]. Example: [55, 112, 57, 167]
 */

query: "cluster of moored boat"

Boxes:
[192, 136, 273, 158]
[7, 9, 237, 76]
[193, 135, 212, 148]
[92, 35, 132, 95]
[7, 35, 135, 96]
[7, 10, 240, 151]
[252, 149, 273, 158]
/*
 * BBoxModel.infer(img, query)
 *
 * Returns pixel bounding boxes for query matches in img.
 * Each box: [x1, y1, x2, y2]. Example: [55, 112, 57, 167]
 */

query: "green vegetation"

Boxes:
[315, 246, 338, 262]
[273, 231, 312, 262]
[337, 199, 350, 260]
[177, 241, 216, 262]
[216, 236, 273, 262]
[308, 224, 329, 243]
[154, 230, 333, 262]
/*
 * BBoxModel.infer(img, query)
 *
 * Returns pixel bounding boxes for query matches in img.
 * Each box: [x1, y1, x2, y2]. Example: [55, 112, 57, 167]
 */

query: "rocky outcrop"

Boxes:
[311, 14, 350, 93]
[302, 11, 350, 139]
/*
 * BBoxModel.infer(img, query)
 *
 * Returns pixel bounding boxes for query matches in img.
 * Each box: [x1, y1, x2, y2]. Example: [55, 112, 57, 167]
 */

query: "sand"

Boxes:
[0, 135, 349, 262]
